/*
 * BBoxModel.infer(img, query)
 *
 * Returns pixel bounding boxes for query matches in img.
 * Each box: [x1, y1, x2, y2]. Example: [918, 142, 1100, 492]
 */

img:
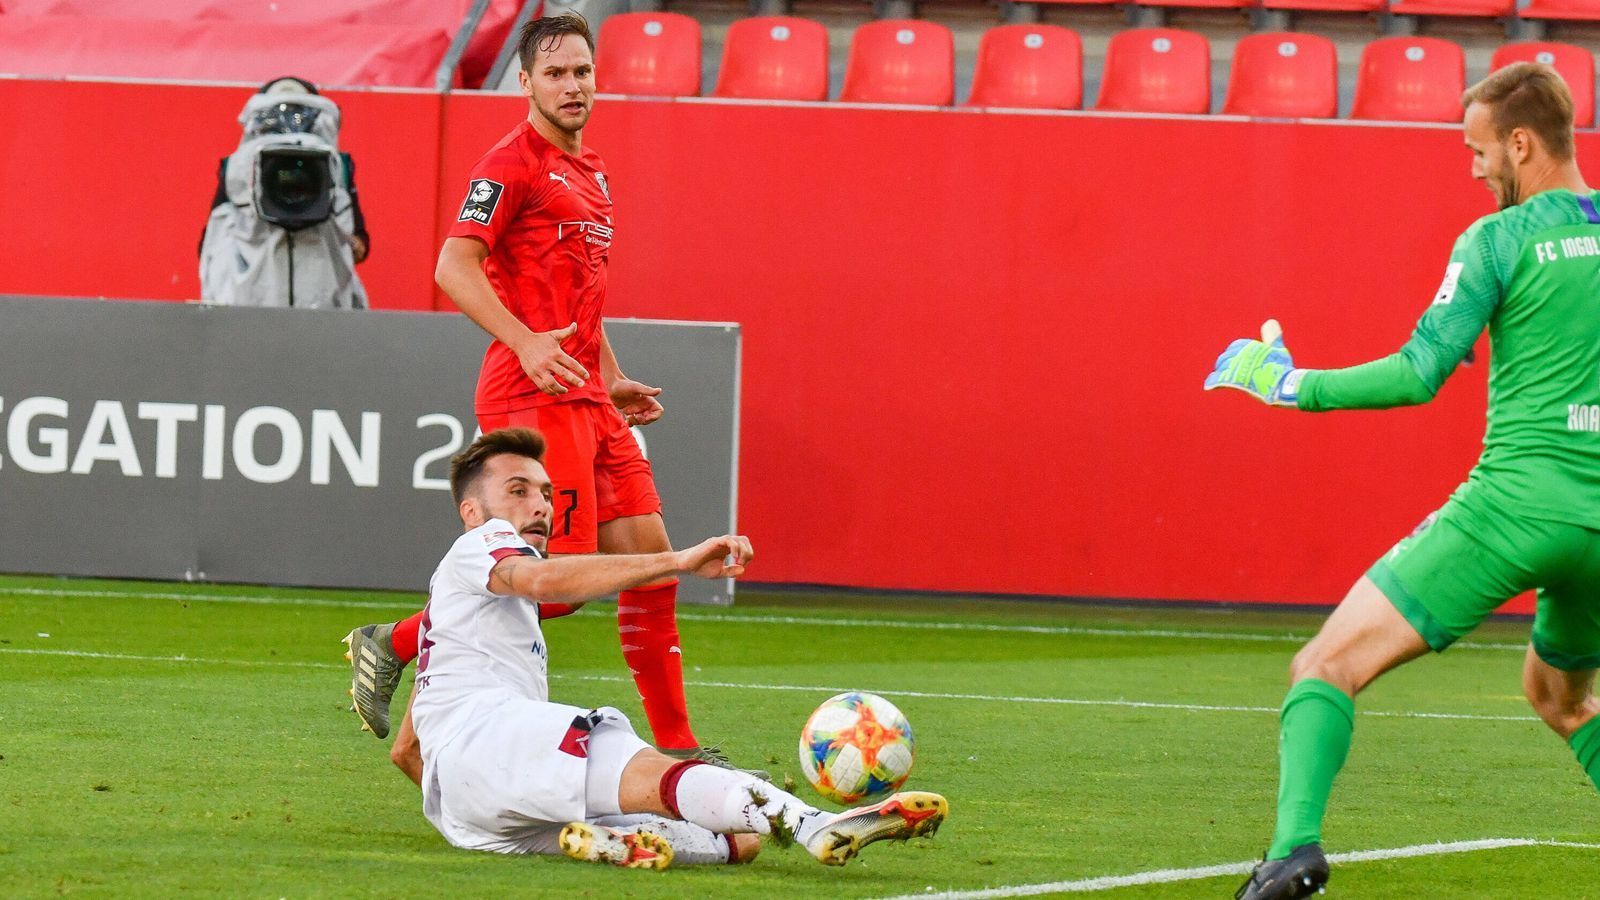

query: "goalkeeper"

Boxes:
[1209, 63, 1600, 900]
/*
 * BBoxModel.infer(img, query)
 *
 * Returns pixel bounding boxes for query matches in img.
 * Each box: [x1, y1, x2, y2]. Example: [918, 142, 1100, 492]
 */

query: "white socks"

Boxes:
[592, 814, 731, 865]
[669, 763, 830, 844]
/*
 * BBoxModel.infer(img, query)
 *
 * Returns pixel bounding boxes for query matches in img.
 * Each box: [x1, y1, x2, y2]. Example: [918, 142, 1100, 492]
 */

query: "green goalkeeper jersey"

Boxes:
[1297, 188, 1600, 529]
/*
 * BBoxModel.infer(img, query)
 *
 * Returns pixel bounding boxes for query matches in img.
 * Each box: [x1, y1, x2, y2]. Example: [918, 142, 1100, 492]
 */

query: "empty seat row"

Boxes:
[597, 14, 1597, 125]
[0, 0, 519, 88]
[1037, 0, 1598, 19]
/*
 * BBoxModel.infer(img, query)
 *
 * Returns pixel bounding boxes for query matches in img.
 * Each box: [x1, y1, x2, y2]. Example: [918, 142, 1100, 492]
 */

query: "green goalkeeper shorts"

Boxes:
[1367, 482, 1600, 670]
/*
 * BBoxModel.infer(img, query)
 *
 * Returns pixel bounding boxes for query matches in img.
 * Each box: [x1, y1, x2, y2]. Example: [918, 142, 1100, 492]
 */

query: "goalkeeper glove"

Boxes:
[1203, 319, 1307, 408]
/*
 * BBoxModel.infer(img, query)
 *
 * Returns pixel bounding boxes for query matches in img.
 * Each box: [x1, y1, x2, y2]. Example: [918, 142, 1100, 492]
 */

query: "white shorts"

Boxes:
[422, 695, 650, 855]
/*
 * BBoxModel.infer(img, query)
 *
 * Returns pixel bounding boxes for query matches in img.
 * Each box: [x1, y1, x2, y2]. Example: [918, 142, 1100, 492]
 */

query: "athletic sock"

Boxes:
[391, 611, 424, 664]
[1568, 715, 1600, 792]
[661, 760, 829, 844]
[618, 582, 697, 749]
[597, 815, 733, 865]
[1268, 678, 1355, 859]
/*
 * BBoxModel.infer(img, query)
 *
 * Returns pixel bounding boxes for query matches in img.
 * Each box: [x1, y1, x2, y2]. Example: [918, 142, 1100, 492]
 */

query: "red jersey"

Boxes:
[448, 120, 615, 414]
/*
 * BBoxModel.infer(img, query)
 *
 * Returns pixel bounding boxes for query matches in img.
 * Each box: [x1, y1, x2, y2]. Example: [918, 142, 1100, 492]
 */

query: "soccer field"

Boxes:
[4, 574, 1596, 897]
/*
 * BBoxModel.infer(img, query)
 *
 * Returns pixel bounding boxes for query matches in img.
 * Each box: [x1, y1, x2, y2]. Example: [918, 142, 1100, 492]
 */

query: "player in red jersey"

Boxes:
[342, 13, 759, 777]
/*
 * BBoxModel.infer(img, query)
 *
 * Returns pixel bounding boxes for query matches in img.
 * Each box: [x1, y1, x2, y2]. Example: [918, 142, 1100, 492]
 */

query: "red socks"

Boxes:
[391, 611, 423, 664]
[619, 582, 698, 749]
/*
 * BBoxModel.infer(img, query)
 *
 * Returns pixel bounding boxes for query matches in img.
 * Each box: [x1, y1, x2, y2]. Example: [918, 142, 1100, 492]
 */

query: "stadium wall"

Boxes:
[0, 78, 1537, 610]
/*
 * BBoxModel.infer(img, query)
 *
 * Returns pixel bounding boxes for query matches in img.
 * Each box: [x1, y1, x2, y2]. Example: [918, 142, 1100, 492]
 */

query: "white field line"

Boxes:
[2, 586, 414, 611]
[877, 839, 1600, 898]
[0, 647, 342, 668]
[0, 648, 1538, 723]
[1, 587, 1528, 652]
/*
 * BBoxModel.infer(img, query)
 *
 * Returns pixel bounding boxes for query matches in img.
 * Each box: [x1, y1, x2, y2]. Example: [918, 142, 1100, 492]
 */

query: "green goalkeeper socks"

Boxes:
[1267, 678, 1355, 860]
[1569, 715, 1600, 792]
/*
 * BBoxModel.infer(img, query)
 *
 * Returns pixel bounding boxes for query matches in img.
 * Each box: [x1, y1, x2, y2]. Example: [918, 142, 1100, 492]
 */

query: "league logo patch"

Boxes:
[458, 178, 504, 225]
[1432, 262, 1464, 306]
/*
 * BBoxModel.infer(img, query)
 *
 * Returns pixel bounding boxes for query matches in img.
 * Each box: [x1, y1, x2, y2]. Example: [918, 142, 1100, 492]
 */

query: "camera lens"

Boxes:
[269, 158, 317, 212]
[257, 148, 334, 229]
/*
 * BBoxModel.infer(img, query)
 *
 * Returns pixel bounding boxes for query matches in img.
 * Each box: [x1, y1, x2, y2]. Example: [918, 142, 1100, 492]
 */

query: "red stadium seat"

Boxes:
[966, 25, 1083, 109]
[713, 16, 828, 101]
[0, 0, 518, 87]
[1388, 0, 1515, 15]
[1260, 0, 1382, 13]
[0, 14, 449, 85]
[1096, 28, 1210, 114]
[1350, 37, 1464, 122]
[595, 12, 701, 97]
[839, 20, 954, 105]
[1492, 42, 1595, 127]
[1222, 32, 1337, 118]
[1520, 0, 1600, 20]
[1136, 0, 1250, 10]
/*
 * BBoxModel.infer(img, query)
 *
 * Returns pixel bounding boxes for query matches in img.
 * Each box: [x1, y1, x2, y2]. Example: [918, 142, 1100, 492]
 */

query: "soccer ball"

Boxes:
[797, 692, 915, 804]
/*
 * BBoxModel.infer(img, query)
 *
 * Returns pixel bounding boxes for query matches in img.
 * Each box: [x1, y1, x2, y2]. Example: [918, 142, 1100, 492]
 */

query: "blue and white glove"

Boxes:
[1203, 319, 1306, 407]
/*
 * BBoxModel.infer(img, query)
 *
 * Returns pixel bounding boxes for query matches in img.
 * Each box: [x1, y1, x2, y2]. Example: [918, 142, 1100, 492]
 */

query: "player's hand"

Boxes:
[676, 535, 754, 579]
[610, 378, 664, 427]
[1203, 319, 1306, 408]
[518, 323, 589, 395]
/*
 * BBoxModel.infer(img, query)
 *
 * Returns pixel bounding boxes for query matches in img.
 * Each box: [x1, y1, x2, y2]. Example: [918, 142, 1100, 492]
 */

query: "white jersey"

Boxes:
[407, 519, 656, 854]
[410, 519, 550, 755]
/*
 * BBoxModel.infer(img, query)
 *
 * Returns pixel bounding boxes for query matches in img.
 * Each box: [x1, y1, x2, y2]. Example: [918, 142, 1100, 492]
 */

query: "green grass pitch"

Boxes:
[3, 574, 1596, 897]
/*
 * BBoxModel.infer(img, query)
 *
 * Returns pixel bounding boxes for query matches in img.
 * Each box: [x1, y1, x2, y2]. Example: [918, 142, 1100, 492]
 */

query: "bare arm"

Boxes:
[488, 535, 753, 603]
[435, 236, 587, 394]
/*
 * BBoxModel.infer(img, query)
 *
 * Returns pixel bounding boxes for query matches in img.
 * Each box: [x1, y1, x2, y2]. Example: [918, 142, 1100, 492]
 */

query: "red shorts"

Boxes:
[478, 400, 661, 554]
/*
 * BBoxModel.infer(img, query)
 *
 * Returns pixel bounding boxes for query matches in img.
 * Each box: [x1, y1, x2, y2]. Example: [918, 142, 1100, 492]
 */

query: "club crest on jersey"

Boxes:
[558, 711, 603, 758]
[458, 178, 504, 225]
[595, 172, 611, 202]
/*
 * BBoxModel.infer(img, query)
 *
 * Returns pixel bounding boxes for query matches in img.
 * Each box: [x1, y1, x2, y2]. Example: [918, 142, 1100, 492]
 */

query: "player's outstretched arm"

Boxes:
[488, 536, 753, 603]
[1203, 320, 1307, 408]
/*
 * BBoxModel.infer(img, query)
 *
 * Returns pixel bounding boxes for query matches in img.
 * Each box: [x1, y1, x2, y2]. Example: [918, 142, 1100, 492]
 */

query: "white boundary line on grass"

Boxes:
[3, 587, 415, 611]
[0, 648, 1539, 722]
[876, 839, 1600, 898]
[2, 587, 1528, 651]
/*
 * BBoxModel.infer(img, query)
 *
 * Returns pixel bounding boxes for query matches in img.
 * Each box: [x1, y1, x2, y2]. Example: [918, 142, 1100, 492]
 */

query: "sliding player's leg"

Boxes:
[558, 717, 760, 868]
[598, 737, 946, 868]
[568, 815, 761, 865]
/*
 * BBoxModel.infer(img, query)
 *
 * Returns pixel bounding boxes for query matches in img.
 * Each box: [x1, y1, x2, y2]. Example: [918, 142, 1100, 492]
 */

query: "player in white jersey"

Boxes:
[398, 427, 949, 869]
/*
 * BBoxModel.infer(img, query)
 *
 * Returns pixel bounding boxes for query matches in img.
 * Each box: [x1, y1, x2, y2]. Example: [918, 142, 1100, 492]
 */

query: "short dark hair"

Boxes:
[1462, 62, 1576, 161]
[518, 13, 595, 72]
[448, 428, 547, 506]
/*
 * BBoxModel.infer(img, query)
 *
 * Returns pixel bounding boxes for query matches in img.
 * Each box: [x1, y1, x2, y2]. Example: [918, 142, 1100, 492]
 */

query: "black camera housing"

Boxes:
[258, 147, 334, 230]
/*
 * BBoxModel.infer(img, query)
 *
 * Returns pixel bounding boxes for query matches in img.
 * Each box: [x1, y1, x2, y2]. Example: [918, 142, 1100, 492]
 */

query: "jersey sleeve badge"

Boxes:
[1432, 262, 1464, 305]
[458, 178, 505, 225]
